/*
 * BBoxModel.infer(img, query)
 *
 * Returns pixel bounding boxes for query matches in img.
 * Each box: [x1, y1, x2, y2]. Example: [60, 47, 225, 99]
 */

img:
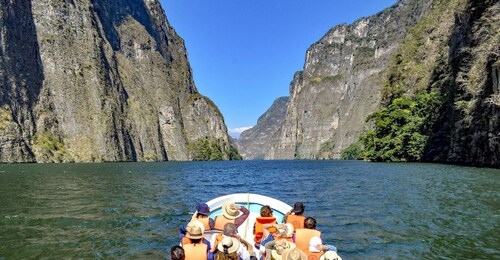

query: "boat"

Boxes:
[194, 193, 293, 259]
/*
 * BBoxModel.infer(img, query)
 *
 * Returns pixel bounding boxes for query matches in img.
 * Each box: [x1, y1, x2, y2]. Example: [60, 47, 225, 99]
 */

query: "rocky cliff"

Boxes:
[236, 96, 288, 159]
[0, 0, 236, 162]
[266, 0, 433, 159]
[263, 0, 498, 167]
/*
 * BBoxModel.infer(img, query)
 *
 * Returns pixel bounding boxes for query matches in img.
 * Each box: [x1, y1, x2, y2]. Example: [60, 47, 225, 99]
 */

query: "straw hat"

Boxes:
[185, 224, 203, 239]
[283, 223, 294, 237]
[271, 240, 296, 260]
[222, 201, 240, 220]
[217, 236, 240, 254]
[281, 247, 307, 260]
[320, 251, 342, 260]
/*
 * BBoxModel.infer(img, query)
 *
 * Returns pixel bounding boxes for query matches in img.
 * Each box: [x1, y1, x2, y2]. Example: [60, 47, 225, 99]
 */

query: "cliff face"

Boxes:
[266, 0, 433, 159]
[263, 0, 498, 167]
[236, 97, 288, 159]
[0, 0, 234, 162]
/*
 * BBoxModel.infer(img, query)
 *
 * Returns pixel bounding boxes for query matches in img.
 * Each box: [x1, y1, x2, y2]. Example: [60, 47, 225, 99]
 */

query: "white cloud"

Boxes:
[228, 126, 253, 139]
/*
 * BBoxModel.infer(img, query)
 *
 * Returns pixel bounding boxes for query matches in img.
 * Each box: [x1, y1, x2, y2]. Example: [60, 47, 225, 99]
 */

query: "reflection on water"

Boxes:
[0, 161, 498, 259]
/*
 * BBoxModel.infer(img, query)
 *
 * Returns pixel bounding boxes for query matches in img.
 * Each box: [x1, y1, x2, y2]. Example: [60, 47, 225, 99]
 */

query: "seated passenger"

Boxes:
[215, 236, 249, 260]
[211, 223, 252, 259]
[181, 221, 213, 260]
[214, 202, 250, 230]
[179, 203, 214, 239]
[294, 217, 320, 253]
[253, 205, 277, 246]
[283, 202, 306, 230]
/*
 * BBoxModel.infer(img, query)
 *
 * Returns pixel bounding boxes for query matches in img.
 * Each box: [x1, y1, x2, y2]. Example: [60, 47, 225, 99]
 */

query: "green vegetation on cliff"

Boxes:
[32, 132, 68, 163]
[188, 138, 242, 161]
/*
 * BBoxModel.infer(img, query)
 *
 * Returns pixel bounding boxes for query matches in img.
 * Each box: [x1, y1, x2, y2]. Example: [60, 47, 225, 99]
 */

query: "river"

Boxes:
[0, 160, 498, 259]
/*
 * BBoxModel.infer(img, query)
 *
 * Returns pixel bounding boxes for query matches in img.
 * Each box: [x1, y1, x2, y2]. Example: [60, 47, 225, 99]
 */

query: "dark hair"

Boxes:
[260, 205, 273, 217]
[304, 217, 317, 229]
[170, 245, 185, 260]
[189, 238, 202, 244]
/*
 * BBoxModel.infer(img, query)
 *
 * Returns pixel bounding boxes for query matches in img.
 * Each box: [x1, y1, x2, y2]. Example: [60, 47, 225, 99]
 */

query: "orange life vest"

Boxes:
[286, 214, 305, 230]
[197, 216, 212, 231]
[307, 251, 324, 260]
[211, 233, 224, 252]
[181, 237, 205, 246]
[295, 228, 321, 253]
[214, 215, 235, 230]
[183, 243, 208, 260]
[253, 217, 277, 243]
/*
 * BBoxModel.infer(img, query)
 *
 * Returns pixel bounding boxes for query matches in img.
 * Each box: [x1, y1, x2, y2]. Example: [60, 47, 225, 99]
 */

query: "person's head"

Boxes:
[196, 203, 211, 218]
[304, 217, 316, 229]
[217, 237, 240, 255]
[214, 251, 239, 260]
[186, 221, 204, 240]
[223, 223, 238, 237]
[320, 251, 343, 260]
[222, 202, 240, 219]
[170, 245, 185, 260]
[260, 205, 273, 217]
[291, 202, 305, 215]
[272, 239, 296, 259]
[281, 247, 307, 260]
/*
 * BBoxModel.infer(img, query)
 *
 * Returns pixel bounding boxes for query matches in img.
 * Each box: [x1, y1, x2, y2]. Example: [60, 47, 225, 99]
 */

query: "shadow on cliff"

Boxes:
[0, 0, 44, 159]
[91, 0, 169, 59]
[423, 0, 499, 167]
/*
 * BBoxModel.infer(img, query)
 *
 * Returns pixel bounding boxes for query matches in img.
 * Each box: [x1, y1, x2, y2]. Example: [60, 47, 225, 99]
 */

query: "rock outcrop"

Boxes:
[0, 0, 236, 162]
[236, 97, 288, 159]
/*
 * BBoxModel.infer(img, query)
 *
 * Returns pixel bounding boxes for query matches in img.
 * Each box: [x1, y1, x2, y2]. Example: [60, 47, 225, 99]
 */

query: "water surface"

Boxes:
[0, 161, 498, 259]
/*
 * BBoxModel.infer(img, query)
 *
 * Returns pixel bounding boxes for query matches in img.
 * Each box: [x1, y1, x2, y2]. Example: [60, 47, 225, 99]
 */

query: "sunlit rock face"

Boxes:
[0, 0, 233, 162]
[267, 0, 434, 160]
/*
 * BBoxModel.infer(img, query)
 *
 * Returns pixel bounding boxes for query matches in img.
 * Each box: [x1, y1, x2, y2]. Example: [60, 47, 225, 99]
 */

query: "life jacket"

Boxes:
[307, 251, 324, 260]
[286, 214, 305, 230]
[183, 243, 208, 260]
[181, 237, 205, 246]
[197, 216, 212, 231]
[211, 233, 224, 252]
[214, 215, 235, 230]
[295, 228, 321, 253]
[253, 217, 277, 243]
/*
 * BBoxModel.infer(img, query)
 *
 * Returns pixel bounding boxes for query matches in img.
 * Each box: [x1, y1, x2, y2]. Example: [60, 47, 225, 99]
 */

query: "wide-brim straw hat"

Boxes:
[271, 240, 296, 260]
[185, 220, 204, 239]
[320, 251, 343, 260]
[281, 247, 307, 260]
[217, 236, 240, 254]
[222, 201, 240, 220]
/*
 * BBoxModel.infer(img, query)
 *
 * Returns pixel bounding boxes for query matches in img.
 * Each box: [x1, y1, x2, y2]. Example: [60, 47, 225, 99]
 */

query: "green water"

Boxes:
[0, 161, 498, 259]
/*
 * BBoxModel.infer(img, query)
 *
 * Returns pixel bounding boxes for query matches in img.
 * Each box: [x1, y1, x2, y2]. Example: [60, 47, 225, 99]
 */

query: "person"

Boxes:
[283, 202, 306, 230]
[211, 223, 251, 260]
[295, 217, 336, 257]
[253, 205, 277, 246]
[214, 202, 250, 230]
[195, 203, 215, 231]
[170, 245, 185, 260]
[181, 221, 213, 260]
[280, 247, 307, 260]
[215, 236, 247, 260]
[179, 203, 214, 239]
[264, 237, 296, 260]
[319, 250, 343, 260]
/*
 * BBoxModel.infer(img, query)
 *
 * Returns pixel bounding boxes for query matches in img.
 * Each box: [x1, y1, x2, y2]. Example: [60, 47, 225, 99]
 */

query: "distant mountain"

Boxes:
[0, 0, 239, 162]
[236, 97, 288, 159]
[262, 0, 499, 167]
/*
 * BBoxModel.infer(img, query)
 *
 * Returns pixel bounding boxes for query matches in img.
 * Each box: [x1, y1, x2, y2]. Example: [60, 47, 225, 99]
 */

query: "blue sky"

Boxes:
[160, 0, 396, 138]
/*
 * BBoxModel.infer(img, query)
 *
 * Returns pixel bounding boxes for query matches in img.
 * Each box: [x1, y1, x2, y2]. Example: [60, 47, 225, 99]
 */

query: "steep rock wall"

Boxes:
[267, 0, 432, 159]
[0, 0, 234, 162]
